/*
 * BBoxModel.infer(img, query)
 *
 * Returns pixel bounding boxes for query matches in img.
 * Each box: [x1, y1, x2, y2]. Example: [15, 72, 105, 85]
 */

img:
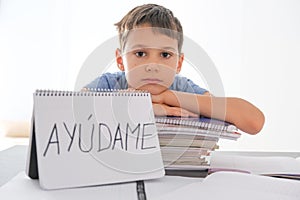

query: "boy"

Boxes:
[84, 4, 265, 135]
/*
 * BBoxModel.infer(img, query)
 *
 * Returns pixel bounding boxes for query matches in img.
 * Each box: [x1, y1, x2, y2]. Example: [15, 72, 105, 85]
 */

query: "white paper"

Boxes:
[30, 91, 164, 189]
[1, 172, 204, 200]
[210, 153, 300, 174]
[144, 175, 203, 199]
[155, 172, 300, 200]
[3, 171, 300, 200]
[0, 172, 137, 200]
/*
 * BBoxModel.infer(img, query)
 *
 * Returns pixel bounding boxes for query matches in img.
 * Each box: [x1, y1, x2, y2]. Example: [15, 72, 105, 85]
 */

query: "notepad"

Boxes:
[26, 90, 165, 190]
[155, 116, 240, 139]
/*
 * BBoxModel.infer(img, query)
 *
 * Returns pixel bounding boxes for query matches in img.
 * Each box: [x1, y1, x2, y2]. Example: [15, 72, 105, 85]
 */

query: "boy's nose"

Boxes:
[145, 65, 159, 72]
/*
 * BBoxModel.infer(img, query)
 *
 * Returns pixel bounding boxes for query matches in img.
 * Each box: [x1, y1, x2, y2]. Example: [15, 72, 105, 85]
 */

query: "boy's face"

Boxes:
[116, 26, 184, 95]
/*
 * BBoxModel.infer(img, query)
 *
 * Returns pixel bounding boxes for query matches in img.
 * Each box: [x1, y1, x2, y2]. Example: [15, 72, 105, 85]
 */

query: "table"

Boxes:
[1, 145, 300, 187]
[0, 145, 28, 186]
[1, 146, 300, 200]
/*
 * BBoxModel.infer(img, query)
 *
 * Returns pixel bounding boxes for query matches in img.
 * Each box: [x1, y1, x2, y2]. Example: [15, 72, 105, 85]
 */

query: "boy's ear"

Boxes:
[116, 48, 125, 71]
[176, 53, 184, 74]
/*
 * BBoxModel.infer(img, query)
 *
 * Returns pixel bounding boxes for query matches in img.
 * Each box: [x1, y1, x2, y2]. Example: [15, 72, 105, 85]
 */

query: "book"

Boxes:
[26, 90, 165, 190]
[164, 156, 209, 166]
[2, 171, 300, 200]
[157, 127, 240, 140]
[210, 153, 300, 180]
[161, 146, 210, 157]
[155, 171, 300, 200]
[155, 116, 238, 133]
[158, 133, 219, 141]
[159, 138, 218, 149]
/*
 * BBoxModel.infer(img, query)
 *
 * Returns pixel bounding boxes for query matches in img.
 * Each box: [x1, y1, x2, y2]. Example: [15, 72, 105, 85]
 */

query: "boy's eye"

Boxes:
[161, 52, 171, 58]
[135, 51, 146, 57]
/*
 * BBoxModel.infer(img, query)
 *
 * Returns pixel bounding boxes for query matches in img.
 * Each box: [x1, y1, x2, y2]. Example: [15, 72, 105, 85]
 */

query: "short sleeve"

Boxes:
[170, 75, 208, 94]
[83, 72, 127, 90]
[84, 75, 110, 89]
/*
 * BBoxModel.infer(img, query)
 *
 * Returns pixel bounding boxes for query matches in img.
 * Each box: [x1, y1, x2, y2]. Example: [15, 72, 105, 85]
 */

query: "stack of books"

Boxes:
[155, 116, 241, 173]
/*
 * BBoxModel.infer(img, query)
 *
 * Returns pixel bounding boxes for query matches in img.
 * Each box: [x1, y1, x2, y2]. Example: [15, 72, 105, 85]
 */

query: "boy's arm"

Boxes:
[151, 90, 265, 135]
[152, 103, 198, 117]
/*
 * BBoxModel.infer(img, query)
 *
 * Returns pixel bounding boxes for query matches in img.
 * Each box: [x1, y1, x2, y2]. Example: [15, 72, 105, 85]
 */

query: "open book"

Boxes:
[156, 171, 300, 200]
[210, 153, 300, 180]
[2, 171, 300, 200]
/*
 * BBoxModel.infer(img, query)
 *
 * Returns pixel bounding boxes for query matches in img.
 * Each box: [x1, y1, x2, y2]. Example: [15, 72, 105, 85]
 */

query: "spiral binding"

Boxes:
[155, 117, 237, 133]
[34, 89, 150, 97]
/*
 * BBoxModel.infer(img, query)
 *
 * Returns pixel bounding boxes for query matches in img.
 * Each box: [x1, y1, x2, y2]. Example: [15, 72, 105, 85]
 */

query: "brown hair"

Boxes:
[115, 4, 183, 53]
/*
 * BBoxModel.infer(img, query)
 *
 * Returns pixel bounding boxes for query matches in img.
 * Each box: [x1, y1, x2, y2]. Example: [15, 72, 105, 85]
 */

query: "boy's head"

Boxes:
[115, 3, 183, 53]
[114, 4, 184, 95]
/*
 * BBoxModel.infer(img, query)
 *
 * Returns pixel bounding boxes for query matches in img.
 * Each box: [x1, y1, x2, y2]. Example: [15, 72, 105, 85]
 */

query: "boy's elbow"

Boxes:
[246, 111, 265, 135]
[234, 97, 265, 135]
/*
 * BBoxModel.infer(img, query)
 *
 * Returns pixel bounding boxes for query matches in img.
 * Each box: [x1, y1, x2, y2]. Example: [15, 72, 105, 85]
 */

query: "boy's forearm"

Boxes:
[159, 90, 265, 134]
[160, 90, 224, 119]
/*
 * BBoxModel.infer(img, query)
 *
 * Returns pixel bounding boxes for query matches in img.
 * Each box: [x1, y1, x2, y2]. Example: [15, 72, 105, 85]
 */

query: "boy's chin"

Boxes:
[137, 85, 168, 95]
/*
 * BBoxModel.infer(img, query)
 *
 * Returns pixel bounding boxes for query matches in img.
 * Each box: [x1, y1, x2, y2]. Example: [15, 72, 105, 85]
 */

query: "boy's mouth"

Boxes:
[141, 78, 163, 84]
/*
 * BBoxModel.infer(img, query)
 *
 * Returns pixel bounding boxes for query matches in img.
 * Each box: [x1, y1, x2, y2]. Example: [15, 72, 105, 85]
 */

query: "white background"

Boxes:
[1, 0, 300, 151]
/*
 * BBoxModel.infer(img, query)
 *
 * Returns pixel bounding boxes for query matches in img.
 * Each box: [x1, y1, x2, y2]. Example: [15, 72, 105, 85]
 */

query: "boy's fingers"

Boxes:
[151, 94, 163, 104]
[170, 107, 198, 117]
[153, 103, 198, 117]
[152, 104, 167, 116]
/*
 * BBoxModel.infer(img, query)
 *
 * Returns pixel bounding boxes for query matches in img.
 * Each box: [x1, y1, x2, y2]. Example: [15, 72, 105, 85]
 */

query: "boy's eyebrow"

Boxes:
[129, 44, 177, 52]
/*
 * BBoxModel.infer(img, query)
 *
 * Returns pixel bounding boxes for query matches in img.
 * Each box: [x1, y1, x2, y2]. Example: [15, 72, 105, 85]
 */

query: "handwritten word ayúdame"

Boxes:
[43, 120, 156, 157]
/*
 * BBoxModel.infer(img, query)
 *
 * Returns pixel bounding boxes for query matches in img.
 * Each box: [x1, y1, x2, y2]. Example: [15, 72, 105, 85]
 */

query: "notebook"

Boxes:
[155, 116, 241, 174]
[26, 90, 165, 190]
[155, 116, 240, 139]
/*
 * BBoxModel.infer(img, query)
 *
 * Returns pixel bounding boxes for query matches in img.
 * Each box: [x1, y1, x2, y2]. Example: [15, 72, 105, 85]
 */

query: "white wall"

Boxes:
[1, 0, 299, 151]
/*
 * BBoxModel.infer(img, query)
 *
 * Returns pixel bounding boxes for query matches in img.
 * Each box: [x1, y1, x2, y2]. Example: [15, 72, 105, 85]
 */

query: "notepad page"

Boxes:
[210, 154, 300, 174]
[155, 172, 300, 200]
[144, 175, 203, 199]
[204, 172, 300, 197]
[0, 172, 138, 200]
[32, 90, 164, 189]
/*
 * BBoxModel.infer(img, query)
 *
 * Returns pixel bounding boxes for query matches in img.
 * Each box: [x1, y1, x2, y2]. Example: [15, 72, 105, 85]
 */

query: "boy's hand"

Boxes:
[151, 91, 167, 104]
[151, 90, 198, 117]
[152, 103, 198, 117]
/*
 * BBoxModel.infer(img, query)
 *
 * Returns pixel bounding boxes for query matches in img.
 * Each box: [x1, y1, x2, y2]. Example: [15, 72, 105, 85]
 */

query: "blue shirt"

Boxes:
[85, 72, 207, 94]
